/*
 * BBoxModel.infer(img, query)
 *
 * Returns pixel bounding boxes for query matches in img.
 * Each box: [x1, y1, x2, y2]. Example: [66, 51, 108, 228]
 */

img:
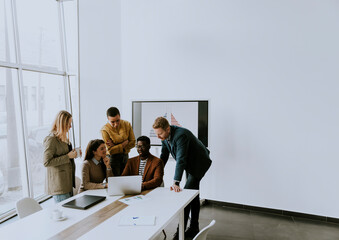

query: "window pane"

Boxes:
[0, 0, 16, 63]
[16, 0, 62, 70]
[0, 67, 24, 216]
[22, 71, 66, 198]
[63, 1, 78, 73]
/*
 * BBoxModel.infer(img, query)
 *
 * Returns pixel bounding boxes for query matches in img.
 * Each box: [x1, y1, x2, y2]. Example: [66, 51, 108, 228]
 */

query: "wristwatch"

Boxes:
[174, 181, 180, 186]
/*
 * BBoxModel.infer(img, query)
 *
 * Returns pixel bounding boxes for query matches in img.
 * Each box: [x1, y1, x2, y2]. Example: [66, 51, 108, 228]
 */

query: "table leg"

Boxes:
[179, 210, 184, 240]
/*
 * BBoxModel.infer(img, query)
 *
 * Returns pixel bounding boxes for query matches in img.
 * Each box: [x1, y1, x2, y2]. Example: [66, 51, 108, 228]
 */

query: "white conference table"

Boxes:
[0, 187, 198, 240]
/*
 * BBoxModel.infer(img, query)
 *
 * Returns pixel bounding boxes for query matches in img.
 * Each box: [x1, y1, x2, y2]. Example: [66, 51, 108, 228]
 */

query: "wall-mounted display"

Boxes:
[132, 100, 208, 146]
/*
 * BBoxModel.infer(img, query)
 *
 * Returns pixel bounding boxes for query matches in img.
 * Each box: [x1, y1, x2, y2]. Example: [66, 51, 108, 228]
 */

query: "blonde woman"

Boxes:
[43, 110, 79, 203]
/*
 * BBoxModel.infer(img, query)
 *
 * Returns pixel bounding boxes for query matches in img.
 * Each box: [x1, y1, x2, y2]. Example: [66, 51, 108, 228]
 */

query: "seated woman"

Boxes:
[79, 139, 113, 192]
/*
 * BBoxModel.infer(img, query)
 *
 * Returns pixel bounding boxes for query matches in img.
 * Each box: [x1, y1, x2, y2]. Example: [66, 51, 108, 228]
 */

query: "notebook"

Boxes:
[62, 195, 106, 210]
[107, 176, 142, 196]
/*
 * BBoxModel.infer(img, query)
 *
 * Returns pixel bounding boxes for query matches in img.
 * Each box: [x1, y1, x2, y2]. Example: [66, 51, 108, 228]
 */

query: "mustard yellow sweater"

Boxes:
[101, 120, 136, 155]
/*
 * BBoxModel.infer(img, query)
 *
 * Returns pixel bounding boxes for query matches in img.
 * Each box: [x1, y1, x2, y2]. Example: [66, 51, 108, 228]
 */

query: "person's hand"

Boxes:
[106, 139, 114, 148]
[121, 140, 129, 148]
[67, 150, 77, 159]
[170, 184, 182, 192]
[104, 183, 108, 188]
[103, 156, 111, 168]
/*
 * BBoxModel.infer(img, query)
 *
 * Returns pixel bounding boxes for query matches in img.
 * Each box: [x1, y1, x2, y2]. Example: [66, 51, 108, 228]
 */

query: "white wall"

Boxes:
[79, 0, 122, 149]
[120, 0, 339, 218]
[80, 0, 339, 218]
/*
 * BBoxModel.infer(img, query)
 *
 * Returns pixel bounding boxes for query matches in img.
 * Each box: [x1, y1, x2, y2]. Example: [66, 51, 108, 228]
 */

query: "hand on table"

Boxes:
[170, 184, 182, 192]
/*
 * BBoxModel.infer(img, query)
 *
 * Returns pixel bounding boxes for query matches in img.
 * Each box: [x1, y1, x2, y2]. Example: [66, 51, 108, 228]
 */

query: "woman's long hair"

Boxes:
[51, 110, 72, 142]
[84, 139, 105, 161]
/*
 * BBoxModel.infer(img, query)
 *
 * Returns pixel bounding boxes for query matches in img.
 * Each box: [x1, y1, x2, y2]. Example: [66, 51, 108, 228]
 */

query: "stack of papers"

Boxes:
[119, 195, 149, 205]
[118, 215, 156, 226]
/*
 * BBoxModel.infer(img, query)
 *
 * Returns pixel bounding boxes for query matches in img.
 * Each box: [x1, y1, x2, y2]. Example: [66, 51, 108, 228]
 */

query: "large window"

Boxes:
[0, 0, 79, 221]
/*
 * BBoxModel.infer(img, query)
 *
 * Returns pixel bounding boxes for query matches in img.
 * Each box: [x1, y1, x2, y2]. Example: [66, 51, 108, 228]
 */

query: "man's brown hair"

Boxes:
[152, 117, 170, 129]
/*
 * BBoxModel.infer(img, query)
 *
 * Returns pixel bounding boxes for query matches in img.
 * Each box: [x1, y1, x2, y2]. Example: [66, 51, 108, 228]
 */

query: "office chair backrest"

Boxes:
[15, 197, 42, 219]
[193, 219, 216, 240]
[73, 176, 81, 195]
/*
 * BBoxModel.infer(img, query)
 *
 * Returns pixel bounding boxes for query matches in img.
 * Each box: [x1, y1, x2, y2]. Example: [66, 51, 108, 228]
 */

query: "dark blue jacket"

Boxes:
[160, 125, 212, 181]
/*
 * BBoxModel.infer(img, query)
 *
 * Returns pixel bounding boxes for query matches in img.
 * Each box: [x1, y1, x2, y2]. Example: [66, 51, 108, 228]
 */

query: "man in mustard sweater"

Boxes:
[101, 107, 136, 176]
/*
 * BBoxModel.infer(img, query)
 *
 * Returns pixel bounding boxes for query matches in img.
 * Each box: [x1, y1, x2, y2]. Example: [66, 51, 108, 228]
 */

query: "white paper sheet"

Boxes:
[119, 195, 149, 205]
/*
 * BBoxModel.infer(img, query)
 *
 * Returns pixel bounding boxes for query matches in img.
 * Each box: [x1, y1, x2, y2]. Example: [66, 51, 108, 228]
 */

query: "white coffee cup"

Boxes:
[75, 147, 81, 158]
[52, 209, 62, 220]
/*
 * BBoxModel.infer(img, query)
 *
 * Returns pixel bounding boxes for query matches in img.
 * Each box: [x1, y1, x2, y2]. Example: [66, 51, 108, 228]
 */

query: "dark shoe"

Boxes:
[172, 230, 179, 240]
[172, 228, 184, 240]
[185, 226, 200, 238]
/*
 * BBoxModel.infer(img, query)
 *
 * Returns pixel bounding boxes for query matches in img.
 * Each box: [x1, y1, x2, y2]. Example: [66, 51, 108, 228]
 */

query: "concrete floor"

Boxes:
[158, 202, 339, 240]
[155, 202, 339, 240]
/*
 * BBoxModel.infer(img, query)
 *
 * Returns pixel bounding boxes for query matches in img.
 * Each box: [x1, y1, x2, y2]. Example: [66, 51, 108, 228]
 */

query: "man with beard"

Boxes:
[122, 136, 164, 190]
[152, 117, 212, 240]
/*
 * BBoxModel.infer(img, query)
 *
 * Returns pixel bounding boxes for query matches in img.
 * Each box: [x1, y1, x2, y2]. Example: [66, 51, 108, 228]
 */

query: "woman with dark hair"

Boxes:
[79, 139, 113, 193]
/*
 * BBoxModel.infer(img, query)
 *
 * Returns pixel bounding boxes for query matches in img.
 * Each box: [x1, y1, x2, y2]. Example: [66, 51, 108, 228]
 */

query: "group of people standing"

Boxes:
[43, 107, 212, 239]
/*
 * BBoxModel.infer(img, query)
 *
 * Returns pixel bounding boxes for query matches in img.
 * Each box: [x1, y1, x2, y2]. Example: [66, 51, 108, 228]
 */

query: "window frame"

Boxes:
[0, 0, 79, 222]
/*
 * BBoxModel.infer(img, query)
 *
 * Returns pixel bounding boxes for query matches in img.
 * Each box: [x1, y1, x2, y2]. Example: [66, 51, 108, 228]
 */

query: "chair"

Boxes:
[193, 220, 216, 240]
[15, 197, 42, 219]
[73, 176, 81, 195]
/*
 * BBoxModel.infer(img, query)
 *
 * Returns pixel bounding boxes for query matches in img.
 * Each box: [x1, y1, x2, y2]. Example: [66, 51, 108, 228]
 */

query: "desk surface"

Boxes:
[0, 188, 198, 240]
[79, 187, 198, 240]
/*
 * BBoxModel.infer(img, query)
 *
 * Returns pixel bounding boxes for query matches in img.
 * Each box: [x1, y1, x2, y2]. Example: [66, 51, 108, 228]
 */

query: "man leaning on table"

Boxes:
[153, 117, 212, 240]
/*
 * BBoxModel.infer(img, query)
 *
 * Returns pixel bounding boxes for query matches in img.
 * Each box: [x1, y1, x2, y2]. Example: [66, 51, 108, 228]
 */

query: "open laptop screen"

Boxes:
[108, 176, 142, 196]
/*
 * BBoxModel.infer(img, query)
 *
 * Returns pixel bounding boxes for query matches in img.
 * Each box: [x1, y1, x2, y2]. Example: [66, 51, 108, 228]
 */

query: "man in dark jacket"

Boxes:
[153, 117, 212, 239]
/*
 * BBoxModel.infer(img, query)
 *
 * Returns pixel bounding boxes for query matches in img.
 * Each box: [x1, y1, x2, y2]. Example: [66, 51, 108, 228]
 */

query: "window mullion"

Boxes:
[57, 1, 69, 111]
[57, 1, 68, 74]
[10, 0, 31, 198]
[58, 1, 77, 147]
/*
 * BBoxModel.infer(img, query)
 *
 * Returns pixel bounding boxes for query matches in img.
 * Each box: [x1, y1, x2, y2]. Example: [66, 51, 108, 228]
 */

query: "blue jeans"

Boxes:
[53, 191, 73, 203]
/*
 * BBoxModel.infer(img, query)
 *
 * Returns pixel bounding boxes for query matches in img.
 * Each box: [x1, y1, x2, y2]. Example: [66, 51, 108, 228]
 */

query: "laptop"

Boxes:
[62, 195, 106, 210]
[107, 176, 142, 196]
